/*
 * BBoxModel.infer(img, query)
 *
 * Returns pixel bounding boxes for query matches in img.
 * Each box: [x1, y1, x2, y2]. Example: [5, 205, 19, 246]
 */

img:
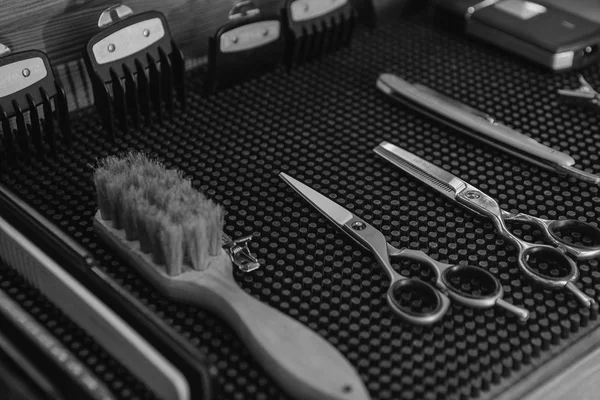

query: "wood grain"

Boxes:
[1, 0, 404, 110]
[1, 0, 282, 109]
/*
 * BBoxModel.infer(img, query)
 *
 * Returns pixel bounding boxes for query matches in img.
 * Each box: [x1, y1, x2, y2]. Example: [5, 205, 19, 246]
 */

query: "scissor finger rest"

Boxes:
[502, 211, 600, 260]
[518, 244, 595, 307]
[546, 219, 600, 259]
[441, 265, 501, 306]
[439, 265, 530, 321]
[387, 279, 450, 326]
[519, 245, 578, 285]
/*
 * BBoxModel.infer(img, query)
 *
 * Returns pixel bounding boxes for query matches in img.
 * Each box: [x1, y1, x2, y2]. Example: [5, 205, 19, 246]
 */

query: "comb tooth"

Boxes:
[0, 106, 16, 163]
[341, 12, 354, 46]
[326, 18, 339, 54]
[297, 32, 309, 65]
[327, 16, 339, 50]
[299, 27, 311, 62]
[110, 68, 127, 133]
[170, 44, 186, 110]
[147, 54, 162, 123]
[298, 29, 310, 64]
[340, 16, 350, 49]
[26, 94, 44, 156]
[123, 64, 140, 130]
[284, 34, 296, 69]
[135, 59, 151, 122]
[40, 88, 56, 155]
[308, 26, 321, 61]
[313, 22, 325, 60]
[320, 19, 333, 55]
[91, 75, 115, 139]
[12, 100, 29, 155]
[158, 47, 173, 118]
[54, 83, 71, 146]
[331, 14, 345, 51]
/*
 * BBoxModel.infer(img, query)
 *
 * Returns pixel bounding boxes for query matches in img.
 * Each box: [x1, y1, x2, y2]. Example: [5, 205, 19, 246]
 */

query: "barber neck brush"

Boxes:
[92, 153, 370, 400]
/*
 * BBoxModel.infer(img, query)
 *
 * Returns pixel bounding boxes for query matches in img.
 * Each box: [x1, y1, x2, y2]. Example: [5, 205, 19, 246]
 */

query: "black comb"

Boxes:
[206, 1, 286, 93]
[0, 45, 71, 164]
[83, 5, 185, 139]
[283, 0, 356, 67]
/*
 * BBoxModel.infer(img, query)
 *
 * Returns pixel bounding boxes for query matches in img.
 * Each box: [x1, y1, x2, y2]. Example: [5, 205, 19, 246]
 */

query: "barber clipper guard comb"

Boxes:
[206, 1, 286, 93]
[282, 0, 356, 67]
[0, 44, 71, 164]
[83, 4, 185, 138]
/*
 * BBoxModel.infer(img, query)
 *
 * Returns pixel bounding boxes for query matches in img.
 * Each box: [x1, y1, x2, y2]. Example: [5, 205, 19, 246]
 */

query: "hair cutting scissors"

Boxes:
[374, 141, 600, 308]
[279, 172, 530, 325]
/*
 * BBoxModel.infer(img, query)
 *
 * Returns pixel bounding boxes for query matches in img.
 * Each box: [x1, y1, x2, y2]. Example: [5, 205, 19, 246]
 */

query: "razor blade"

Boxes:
[83, 5, 185, 138]
[0, 44, 71, 163]
[283, 0, 356, 67]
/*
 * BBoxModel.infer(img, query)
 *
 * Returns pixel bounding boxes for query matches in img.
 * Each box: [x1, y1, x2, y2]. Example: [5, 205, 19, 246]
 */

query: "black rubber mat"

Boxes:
[2, 13, 600, 400]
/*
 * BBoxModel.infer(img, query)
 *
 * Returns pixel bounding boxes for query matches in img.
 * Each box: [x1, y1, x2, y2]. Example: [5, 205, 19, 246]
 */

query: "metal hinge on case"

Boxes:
[229, 0, 260, 19]
[98, 4, 134, 27]
[222, 233, 260, 272]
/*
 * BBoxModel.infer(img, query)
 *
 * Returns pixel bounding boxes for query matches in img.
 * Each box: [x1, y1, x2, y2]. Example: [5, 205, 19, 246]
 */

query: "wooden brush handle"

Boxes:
[94, 214, 369, 400]
[187, 267, 371, 400]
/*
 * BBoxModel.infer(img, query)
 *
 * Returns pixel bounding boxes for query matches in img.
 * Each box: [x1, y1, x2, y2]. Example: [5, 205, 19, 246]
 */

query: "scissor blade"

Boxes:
[374, 141, 467, 200]
[279, 172, 353, 227]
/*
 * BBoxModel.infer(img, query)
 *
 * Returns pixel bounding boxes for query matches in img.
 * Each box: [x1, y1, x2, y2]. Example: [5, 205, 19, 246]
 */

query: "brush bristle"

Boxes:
[93, 152, 224, 274]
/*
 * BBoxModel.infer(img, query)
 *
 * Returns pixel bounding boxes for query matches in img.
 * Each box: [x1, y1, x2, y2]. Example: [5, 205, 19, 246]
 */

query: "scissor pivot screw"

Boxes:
[465, 191, 481, 199]
[352, 221, 367, 231]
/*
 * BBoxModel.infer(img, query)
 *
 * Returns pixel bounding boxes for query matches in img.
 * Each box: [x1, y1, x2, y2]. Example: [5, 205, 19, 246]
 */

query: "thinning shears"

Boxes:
[279, 172, 530, 325]
[374, 141, 600, 307]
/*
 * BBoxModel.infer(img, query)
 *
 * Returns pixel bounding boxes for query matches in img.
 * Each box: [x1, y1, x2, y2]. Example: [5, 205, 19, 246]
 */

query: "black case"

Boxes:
[433, 0, 600, 71]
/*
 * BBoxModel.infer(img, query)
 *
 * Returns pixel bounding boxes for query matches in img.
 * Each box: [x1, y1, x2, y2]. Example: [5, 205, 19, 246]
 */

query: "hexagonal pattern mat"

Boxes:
[1, 14, 600, 400]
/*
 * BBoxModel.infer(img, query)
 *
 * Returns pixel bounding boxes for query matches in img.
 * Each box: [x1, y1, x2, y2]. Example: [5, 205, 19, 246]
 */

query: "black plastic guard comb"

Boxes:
[283, 0, 356, 67]
[206, 1, 286, 93]
[0, 45, 71, 164]
[83, 5, 185, 139]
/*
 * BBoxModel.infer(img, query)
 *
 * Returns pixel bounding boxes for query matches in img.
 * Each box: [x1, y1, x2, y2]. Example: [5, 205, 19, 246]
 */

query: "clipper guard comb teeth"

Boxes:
[206, 1, 286, 93]
[283, 0, 356, 67]
[0, 45, 71, 164]
[83, 5, 185, 139]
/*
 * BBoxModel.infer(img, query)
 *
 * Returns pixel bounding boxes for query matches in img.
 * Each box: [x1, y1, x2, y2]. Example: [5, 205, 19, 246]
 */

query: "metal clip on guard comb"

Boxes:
[206, 1, 286, 93]
[283, 0, 356, 67]
[0, 44, 71, 163]
[83, 5, 185, 138]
